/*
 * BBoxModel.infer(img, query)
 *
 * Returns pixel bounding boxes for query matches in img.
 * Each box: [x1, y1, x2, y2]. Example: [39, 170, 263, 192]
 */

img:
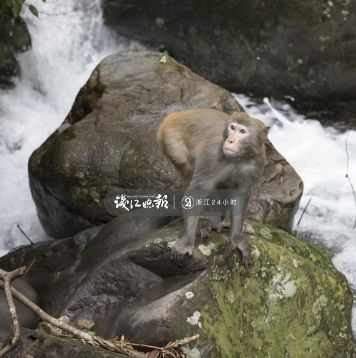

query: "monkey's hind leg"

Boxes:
[163, 133, 193, 179]
[175, 175, 216, 255]
[175, 213, 200, 256]
[198, 215, 224, 240]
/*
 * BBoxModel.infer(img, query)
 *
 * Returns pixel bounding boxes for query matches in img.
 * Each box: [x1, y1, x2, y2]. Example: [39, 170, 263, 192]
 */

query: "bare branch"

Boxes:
[0, 267, 27, 356]
[16, 224, 34, 245]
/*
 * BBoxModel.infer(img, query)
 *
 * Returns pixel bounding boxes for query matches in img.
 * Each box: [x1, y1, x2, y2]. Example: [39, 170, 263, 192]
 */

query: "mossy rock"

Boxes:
[0, 218, 354, 357]
[118, 222, 355, 358]
[196, 224, 355, 357]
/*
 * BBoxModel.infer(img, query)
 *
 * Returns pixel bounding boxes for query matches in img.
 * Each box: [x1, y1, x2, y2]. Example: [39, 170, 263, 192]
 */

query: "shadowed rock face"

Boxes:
[29, 48, 302, 238]
[0, 217, 354, 357]
[102, 0, 356, 106]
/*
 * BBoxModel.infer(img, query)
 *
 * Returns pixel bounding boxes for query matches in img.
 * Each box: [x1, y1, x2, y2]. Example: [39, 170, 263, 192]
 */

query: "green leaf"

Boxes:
[28, 4, 39, 17]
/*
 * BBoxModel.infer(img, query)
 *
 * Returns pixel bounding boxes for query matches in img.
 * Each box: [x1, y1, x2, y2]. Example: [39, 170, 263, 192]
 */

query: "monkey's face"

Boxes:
[222, 120, 250, 158]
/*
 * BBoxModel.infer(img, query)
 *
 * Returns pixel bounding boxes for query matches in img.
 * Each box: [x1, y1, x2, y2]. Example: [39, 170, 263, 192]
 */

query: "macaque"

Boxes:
[157, 109, 268, 264]
[0, 277, 39, 341]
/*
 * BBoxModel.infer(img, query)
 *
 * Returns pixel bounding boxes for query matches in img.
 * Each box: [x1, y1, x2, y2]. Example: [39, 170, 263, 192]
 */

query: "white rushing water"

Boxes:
[236, 94, 356, 333]
[0, 0, 117, 255]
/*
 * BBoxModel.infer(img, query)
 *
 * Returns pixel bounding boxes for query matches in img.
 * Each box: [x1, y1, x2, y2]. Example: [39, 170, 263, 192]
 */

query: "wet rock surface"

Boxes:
[0, 217, 354, 357]
[29, 48, 302, 238]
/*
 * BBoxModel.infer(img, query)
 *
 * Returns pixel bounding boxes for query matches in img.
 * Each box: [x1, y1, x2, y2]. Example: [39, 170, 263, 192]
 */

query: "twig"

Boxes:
[165, 334, 200, 349]
[128, 342, 177, 358]
[344, 136, 356, 229]
[118, 333, 199, 358]
[16, 224, 34, 245]
[0, 267, 27, 356]
[296, 197, 312, 228]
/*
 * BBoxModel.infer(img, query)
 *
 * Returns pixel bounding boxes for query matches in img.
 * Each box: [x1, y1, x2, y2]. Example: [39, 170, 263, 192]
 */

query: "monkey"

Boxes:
[0, 277, 39, 342]
[157, 109, 268, 264]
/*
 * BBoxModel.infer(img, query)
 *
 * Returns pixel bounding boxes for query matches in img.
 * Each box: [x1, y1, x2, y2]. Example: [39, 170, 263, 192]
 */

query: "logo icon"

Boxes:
[181, 195, 194, 210]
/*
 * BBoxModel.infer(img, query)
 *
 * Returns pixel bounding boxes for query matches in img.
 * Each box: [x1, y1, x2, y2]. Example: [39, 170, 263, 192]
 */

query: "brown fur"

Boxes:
[157, 108, 268, 264]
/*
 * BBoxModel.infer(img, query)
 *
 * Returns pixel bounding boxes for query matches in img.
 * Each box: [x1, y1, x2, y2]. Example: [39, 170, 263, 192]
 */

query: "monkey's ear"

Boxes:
[263, 125, 271, 137]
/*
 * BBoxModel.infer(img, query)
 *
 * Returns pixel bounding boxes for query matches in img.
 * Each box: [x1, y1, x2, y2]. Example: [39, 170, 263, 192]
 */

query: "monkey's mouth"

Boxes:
[223, 147, 239, 157]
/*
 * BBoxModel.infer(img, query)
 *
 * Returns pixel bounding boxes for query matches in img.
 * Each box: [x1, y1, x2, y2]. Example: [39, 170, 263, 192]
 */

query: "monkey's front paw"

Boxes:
[229, 239, 252, 267]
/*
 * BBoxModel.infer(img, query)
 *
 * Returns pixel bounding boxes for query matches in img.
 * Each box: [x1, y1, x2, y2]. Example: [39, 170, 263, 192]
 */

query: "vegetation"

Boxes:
[0, 0, 31, 88]
[0, 0, 25, 18]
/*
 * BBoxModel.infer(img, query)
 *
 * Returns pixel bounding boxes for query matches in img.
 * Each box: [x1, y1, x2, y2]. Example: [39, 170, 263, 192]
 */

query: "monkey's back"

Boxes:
[158, 109, 229, 165]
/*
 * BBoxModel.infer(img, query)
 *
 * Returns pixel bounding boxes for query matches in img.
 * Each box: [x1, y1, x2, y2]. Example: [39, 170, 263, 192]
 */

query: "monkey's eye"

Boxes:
[229, 123, 237, 131]
[239, 128, 247, 134]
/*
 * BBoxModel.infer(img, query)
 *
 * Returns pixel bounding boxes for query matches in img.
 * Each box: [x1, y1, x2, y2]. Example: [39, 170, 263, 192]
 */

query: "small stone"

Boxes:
[185, 291, 195, 300]
[198, 242, 216, 256]
[187, 311, 202, 328]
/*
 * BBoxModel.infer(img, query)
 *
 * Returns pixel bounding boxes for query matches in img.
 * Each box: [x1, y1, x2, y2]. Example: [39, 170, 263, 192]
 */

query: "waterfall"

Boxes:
[0, 0, 117, 255]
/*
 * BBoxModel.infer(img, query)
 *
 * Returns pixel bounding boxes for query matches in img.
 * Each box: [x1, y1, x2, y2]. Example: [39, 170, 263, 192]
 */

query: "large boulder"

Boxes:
[0, 1, 31, 88]
[0, 216, 354, 357]
[29, 48, 302, 238]
[102, 0, 356, 107]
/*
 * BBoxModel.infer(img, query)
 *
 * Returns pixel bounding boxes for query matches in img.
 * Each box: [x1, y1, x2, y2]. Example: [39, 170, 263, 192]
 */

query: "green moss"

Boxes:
[200, 224, 354, 358]
[141, 222, 354, 357]
[0, 0, 25, 17]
